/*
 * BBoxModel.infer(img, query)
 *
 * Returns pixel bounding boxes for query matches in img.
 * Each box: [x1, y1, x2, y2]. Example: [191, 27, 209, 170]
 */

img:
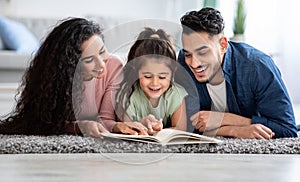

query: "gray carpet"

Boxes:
[1, 134, 300, 154]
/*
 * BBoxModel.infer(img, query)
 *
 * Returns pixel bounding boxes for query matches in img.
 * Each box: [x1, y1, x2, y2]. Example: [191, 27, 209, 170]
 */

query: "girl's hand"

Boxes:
[77, 120, 108, 138]
[140, 114, 163, 135]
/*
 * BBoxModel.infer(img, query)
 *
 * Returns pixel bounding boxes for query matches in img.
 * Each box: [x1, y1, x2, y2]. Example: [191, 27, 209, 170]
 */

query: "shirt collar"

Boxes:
[222, 41, 234, 78]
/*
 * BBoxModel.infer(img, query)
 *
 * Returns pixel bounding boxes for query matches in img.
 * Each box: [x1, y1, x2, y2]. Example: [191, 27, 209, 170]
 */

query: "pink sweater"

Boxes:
[79, 55, 123, 132]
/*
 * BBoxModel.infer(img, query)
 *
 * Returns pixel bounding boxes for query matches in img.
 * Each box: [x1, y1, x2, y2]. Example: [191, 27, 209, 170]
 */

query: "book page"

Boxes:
[101, 129, 222, 145]
[154, 129, 221, 145]
[101, 132, 160, 143]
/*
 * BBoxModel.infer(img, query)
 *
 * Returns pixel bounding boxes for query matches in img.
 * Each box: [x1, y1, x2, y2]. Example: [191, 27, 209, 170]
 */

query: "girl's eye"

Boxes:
[144, 75, 152, 79]
[159, 76, 167, 79]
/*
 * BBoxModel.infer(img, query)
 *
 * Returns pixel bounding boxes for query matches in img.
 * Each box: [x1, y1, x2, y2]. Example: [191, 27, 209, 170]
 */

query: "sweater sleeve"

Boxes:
[97, 55, 123, 132]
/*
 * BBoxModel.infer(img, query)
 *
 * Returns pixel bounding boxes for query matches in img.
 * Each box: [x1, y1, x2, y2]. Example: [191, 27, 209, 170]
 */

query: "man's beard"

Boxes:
[198, 64, 222, 84]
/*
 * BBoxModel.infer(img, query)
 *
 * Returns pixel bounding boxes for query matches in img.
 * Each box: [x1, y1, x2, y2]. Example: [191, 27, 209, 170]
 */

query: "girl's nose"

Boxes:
[151, 76, 159, 85]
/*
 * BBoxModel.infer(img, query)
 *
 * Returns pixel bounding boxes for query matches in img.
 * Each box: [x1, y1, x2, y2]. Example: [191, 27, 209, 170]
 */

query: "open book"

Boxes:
[102, 129, 222, 145]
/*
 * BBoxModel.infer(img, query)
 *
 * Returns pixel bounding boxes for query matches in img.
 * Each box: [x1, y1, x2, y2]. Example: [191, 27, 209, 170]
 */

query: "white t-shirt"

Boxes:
[206, 80, 228, 112]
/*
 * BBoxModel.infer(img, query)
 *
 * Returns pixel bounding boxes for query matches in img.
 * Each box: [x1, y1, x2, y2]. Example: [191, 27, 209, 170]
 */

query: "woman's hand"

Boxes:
[77, 120, 108, 138]
[140, 114, 163, 135]
[112, 122, 148, 135]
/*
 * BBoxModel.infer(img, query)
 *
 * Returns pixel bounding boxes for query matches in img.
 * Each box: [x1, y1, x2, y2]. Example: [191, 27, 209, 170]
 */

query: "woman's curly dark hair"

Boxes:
[0, 17, 102, 135]
[180, 7, 225, 37]
[115, 27, 177, 121]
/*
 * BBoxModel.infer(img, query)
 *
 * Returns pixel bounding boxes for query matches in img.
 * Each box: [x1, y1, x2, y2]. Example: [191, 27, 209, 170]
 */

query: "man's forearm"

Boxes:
[204, 125, 236, 137]
[222, 112, 251, 126]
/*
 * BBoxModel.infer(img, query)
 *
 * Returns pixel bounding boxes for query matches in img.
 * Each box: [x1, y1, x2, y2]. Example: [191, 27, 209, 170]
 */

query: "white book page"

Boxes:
[102, 129, 222, 145]
[154, 129, 221, 145]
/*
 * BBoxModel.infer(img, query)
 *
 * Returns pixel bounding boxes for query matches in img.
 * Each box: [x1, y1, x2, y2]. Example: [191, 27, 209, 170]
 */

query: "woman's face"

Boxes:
[138, 58, 172, 100]
[80, 35, 109, 81]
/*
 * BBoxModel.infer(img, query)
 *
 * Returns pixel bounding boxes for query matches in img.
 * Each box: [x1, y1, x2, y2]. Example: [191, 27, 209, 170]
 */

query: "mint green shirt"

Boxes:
[126, 82, 188, 127]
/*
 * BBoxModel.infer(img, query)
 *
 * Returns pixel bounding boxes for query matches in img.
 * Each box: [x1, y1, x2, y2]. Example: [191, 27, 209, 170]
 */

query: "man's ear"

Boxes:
[219, 36, 228, 52]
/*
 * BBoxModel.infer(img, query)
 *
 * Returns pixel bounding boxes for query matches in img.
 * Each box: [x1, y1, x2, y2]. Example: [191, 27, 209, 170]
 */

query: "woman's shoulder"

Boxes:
[105, 54, 123, 75]
[106, 54, 124, 67]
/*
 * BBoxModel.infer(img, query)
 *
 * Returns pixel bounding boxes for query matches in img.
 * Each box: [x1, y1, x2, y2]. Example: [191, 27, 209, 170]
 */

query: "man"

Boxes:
[177, 7, 297, 139]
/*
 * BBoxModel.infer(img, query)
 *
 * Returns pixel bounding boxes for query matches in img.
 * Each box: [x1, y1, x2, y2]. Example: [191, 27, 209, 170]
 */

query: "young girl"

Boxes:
[116, 27, 188, 135]
[0, 18, 147, 137]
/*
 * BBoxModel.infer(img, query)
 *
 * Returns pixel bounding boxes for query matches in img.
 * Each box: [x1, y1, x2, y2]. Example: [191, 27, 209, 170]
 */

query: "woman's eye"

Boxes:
[83, 58, 93, 63]
[99, 50, 105, 55]
[144, 75, 152, 79]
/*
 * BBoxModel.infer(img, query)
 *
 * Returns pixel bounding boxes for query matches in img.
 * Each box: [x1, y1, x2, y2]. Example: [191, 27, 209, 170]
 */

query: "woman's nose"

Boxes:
[95, 55, 105, 67]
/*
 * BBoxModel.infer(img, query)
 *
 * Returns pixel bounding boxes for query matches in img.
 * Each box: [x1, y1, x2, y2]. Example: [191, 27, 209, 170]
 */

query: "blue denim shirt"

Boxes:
[177, 41, 298, 138]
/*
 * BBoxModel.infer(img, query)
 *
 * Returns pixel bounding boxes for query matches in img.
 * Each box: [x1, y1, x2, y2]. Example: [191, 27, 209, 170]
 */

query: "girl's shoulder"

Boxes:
[165, 82, 188, 98]
[171, 82, 187, 93]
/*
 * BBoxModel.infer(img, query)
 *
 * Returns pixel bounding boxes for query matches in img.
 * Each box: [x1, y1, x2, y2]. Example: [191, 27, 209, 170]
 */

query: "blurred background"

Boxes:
[0, 0, 299, 122]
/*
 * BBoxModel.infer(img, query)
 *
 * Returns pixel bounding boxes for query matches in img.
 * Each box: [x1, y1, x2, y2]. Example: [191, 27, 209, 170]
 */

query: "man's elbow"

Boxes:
[275, 128, 298, 138]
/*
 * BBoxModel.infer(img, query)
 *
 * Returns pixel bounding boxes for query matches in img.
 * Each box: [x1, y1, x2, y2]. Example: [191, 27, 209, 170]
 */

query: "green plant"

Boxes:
[233, 0, 246, 35]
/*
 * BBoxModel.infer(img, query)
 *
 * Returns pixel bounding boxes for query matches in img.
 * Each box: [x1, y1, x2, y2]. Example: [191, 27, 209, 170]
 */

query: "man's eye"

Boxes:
[184, 53, 192, 58]
[197, 51, 207, 56]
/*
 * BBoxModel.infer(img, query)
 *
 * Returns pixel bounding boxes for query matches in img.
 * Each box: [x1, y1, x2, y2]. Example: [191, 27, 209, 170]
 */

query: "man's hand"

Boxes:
[190, 111, 274, 139]
[231, 124, 275, 139]
[190, 111, 224, 132]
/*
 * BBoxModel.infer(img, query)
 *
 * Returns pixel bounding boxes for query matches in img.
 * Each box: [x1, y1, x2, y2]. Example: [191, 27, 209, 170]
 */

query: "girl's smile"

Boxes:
[138, 58, 172, 107]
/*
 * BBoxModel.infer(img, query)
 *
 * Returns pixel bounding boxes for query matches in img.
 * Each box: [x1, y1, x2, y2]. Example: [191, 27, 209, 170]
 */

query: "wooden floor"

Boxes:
[0, 153, 299, 182]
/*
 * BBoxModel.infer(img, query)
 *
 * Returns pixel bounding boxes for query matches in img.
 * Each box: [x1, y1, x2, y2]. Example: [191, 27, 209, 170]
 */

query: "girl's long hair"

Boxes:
[116, 27, 177, 121]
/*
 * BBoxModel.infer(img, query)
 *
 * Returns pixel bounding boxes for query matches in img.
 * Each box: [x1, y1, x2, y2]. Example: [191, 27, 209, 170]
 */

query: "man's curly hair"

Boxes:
[0, 17, 102, 135]
[180, 7, 225, 37]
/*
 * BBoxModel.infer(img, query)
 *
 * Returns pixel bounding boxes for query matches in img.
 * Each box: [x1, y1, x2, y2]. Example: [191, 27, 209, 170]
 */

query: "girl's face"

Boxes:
[138, 58, 172, 100]
[80, 35, 109, 81]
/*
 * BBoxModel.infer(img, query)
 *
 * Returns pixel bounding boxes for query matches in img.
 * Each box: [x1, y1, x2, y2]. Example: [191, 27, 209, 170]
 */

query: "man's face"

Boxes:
[182, 32, 227, 85]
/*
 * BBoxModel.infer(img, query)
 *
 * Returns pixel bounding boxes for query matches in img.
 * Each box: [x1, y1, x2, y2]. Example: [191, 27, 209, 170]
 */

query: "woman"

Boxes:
[0, 17, 147, 137]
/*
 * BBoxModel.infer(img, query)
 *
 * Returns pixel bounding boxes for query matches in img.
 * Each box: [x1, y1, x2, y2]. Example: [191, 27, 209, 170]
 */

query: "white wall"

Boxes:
[1, 0, 300, 103]
[0, 0, 202, 21]
[219, 0, 300, 103]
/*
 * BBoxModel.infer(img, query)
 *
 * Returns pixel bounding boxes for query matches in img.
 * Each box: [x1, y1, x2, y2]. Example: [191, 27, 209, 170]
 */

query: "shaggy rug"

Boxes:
[1, 134, 300, 154]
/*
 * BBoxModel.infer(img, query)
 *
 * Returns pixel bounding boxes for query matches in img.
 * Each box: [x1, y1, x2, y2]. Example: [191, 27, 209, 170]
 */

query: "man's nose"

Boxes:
[190, 55, 202, 68]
